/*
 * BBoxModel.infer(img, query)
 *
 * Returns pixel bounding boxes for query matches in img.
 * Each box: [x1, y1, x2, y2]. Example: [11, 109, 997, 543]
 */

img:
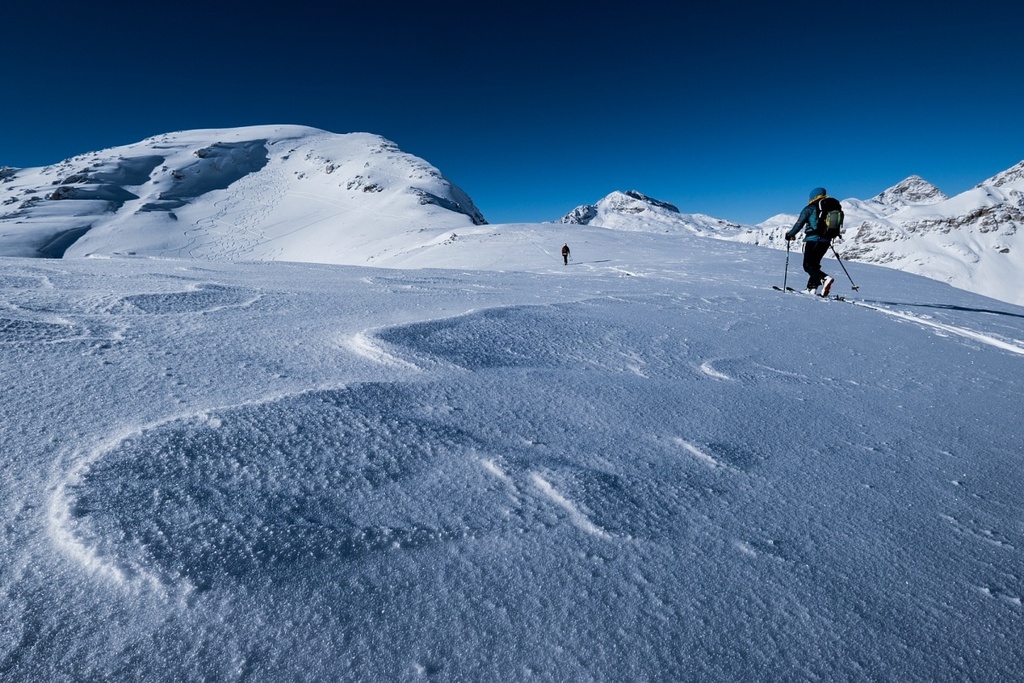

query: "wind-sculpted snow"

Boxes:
[59, 386, 483, 593]
[141, 141, 270, 211]
[119, 283, 259, 314]
[2, 242, 1023, 681]
[0, 316, 80, 343]
[378, 296, 731, 376]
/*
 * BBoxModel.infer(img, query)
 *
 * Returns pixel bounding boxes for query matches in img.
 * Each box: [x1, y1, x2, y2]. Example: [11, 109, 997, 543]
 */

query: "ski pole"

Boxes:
[830, 244, 859, 291]
[782, 239, 790, 291]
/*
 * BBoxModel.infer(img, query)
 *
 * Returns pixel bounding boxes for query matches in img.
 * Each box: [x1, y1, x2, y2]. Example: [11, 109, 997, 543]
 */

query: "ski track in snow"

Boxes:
[846, 298, 1024, 357]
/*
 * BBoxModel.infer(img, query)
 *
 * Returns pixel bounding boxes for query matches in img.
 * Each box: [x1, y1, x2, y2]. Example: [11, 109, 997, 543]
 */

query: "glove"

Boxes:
[785, 233, 795, 241]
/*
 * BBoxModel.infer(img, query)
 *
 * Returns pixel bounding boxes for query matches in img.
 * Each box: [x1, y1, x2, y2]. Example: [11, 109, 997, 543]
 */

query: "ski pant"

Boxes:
[802, 240, 831, 289]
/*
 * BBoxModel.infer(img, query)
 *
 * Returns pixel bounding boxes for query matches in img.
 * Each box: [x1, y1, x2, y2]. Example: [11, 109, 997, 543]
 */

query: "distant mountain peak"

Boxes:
[560, 204, 598, 225]
[979, 160, 1024, 188]
[557, 190, 743, 237]
[871, 175, 947, 206]
[616, 190, 681, 213]
[560, 190, 679, 225]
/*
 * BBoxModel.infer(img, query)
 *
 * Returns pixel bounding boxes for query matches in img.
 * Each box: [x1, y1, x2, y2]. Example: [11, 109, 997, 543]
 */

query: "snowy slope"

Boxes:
[0, 125, 485, 264]
[729, 165, 1024, 305]
[2, 228, 1022, 681]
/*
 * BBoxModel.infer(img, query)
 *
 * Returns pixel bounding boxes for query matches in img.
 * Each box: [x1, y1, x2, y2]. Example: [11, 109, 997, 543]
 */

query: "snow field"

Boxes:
[1, 238, 1023, 680]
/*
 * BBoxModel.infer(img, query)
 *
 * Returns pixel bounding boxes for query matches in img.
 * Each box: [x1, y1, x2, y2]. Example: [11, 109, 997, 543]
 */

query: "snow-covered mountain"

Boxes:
[560, 190, 745, 236]
[0, 125, 485, 264]
[3, 126, 1021, 305]
[729, 164, 1024, 305]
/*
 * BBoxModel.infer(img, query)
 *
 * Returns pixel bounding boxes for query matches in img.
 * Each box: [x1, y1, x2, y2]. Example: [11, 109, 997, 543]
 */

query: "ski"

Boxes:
[774, 286, 852, 300]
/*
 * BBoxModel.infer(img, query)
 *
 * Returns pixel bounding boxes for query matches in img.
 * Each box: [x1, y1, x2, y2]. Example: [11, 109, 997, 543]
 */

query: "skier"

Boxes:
[561, 243, 571, 266]
[786, 187, 836, 296]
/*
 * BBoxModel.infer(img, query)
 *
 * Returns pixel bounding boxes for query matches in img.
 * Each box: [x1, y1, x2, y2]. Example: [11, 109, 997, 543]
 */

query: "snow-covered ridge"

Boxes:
[981, 160, 1024, 188]
[0, 125, 485, 263]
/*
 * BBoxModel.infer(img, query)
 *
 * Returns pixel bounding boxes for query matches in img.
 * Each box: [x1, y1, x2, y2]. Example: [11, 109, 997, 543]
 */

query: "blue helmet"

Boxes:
[809, 187, 827, 201]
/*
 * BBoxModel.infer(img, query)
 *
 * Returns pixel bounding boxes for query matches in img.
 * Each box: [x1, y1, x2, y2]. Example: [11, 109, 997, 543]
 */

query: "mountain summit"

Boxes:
[0, 126, 485, 263]
[560, 190, 742, 235]
[871, 175, 948, 207]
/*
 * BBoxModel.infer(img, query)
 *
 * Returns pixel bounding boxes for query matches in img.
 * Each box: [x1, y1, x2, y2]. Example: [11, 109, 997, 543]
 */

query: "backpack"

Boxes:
[814, 196, 844, 239]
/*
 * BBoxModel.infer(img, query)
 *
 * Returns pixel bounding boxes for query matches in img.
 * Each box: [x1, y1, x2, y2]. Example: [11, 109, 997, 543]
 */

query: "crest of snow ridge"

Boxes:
[560, 190, 680, 224]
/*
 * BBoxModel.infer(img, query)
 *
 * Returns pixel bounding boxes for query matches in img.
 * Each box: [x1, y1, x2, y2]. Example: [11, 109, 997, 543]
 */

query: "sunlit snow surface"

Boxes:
[2, 234, 1023, 680]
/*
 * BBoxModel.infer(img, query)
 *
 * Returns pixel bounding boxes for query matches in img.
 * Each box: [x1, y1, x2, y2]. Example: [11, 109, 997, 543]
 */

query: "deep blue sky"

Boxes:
[3, 1, 1022, 224]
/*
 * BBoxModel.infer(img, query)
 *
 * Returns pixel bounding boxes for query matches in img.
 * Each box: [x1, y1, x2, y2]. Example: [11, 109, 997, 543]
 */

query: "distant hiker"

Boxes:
[786, 187, 844, 296]
[561, 243, 571, 265]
